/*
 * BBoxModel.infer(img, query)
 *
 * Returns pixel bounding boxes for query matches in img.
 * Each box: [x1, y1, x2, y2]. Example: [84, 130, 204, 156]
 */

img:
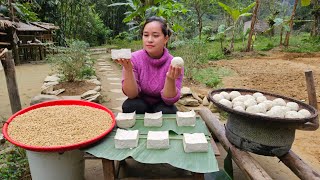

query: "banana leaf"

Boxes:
[129, 114, 210, 135]
[84, 114, 218, 173]
[84, 132, 219, 173]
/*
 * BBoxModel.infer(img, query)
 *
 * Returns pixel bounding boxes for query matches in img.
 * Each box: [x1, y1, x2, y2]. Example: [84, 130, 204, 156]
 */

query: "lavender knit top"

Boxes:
[122, 48, 183, 105]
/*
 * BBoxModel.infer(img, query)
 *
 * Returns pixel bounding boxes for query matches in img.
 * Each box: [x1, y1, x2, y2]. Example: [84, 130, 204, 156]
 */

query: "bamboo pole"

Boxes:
[278, 150, 320, 179]
[1, 49, 22, 114]
[296, 70, 319, 131]
[199, 108, 272, 180]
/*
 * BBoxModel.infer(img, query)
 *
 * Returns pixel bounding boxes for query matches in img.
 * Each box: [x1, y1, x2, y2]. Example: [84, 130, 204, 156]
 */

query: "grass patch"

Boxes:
[0, 143, 30, 180]
[191, 67, 234, 88]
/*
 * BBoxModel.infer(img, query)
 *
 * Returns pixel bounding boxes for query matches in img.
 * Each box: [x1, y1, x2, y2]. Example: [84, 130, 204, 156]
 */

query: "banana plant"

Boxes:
[109, 0, 187, 35]
[218, 1, 256, 51]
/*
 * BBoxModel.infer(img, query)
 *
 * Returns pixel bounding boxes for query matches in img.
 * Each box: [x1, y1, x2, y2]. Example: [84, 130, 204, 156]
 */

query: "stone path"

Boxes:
[94, 54, 127, 114]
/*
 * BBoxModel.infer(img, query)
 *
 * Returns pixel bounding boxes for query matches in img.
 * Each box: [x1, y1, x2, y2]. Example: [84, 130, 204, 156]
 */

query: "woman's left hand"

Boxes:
[166, 65, 182, 80]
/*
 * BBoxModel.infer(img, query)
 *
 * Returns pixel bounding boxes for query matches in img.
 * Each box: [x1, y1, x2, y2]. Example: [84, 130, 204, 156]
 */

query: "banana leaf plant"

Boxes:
[218, 1, 256, 51]
[109, 0, 187, 36]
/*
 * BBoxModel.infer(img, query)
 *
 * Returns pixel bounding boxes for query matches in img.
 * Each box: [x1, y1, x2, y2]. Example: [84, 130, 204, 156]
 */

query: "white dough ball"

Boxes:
[273, 98, 286, 106]
[220, 91, 231, 100]
[232, 95, 246, 103]
[253, 92, 264, 99]
[244, 99, 257, 108]
[219, 99, 232, 108]
[244, 94, 255, 101]
[266, 107, 285, 118]
[256, 113, 267, 116]
[256, 96, 267, 103]
[232, 101, 245, 109]
[230, 91, 241, 100]
[233, 106, 245, 112]
[298, 109, 311, 118]
[257, 103, 267, 113]
[212, 94, 224, 102]
[270, 106, 290, 113]
[246, 105, 261, 114]
[171, 57, 184, 67]
[263, 100, 274, 110]
[285, 111, 304, 119]
[286, 102, 299, 111]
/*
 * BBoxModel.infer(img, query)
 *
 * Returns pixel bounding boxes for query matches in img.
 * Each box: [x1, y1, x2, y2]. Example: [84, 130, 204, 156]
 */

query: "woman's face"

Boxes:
[142, 21, 169, 59]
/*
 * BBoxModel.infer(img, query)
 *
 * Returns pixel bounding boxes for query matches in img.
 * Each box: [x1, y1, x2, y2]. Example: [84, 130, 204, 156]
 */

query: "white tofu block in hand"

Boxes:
[111, 49, 132, 60]
[144, 111, 163, 127]
[114, 129, 139, 149]
[116, 112, 136, 128]
[176, 110, 196, 126]
[147, 131, 169, 149]
[183, 133, 208, 153]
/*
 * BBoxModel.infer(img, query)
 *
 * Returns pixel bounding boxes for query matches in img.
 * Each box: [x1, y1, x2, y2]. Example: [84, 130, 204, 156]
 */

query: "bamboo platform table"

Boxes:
[83, 114, 220, 180]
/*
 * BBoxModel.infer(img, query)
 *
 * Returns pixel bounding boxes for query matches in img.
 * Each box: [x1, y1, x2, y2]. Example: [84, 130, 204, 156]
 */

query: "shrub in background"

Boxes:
[47, 40, 96, 82]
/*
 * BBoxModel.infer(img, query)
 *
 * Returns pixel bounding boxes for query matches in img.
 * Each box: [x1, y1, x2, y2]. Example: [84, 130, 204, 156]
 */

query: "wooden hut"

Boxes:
[0, 16, 14, 49]
[30, 22, 59, 43]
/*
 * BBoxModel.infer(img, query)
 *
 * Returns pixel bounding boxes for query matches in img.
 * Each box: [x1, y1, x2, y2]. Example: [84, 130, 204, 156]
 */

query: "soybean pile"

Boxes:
[7, 105, 113, 147]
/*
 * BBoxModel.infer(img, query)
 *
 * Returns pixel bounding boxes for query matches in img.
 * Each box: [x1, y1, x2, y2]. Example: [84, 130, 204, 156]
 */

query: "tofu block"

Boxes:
[114, 129, 139, 149]
[144, 111, 163, 127]
[176, 110, 196, 126]
[183, 133, 208, 153]
[147, 131, 169, 149]
[111, 49, 131, 60]
[116, 112, 136, 128]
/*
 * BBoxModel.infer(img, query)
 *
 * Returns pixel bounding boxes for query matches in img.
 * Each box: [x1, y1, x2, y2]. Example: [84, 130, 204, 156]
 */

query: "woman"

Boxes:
[116, 16, 183, 114]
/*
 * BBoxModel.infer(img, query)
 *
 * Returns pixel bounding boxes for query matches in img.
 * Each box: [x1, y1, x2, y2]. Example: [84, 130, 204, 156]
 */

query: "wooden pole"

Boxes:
[1, 50, 22, 114]
[278, 150, 320, 179]
[296, 70, 319, 131]
[8, 0, 20, 65]
[199, 108, 272, 180]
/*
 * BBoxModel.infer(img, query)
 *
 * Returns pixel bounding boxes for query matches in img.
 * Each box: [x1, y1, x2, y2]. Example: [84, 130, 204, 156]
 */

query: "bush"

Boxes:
[0, 145, 30, 180]
[47, 40, 96, 82]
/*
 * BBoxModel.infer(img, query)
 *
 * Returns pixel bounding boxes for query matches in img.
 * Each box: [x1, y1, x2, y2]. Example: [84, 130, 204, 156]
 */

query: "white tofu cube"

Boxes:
[116, 112, 136, 128]
[147, 131, 169, 149]
[111, 49, 121, 59]
[176, 110, 196, 126]
[120, 49, 132, 59]
[111, 49, 131, 60]
[183, 133, 208, 153]
[114, 129, 139, 149]
[144, 111, 163, 127]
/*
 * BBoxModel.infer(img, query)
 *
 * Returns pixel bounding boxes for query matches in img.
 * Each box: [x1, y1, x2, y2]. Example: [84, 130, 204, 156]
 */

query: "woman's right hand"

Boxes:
[116, 58, 133, 71]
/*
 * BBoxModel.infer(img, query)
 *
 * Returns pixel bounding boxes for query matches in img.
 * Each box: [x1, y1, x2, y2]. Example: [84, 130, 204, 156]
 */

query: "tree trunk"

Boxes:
[195, 3, 202, 40]
[230, 25, 235, 51]
[311, 0, 319, 36]
[246, 0, 260, 52]
[280, 26, 283, 45]
[284, 0, 299, 47]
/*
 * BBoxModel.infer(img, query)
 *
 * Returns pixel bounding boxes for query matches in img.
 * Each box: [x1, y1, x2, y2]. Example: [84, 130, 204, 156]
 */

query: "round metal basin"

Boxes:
[208, 88, 318, 156]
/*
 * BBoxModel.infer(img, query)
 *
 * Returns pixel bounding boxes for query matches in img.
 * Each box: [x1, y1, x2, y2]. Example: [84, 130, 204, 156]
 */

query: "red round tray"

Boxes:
[2, 100, 116, 152]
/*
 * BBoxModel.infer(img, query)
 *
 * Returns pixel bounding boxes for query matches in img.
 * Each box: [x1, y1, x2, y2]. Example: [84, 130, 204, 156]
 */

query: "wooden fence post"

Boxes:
[1, 49, 22, 114]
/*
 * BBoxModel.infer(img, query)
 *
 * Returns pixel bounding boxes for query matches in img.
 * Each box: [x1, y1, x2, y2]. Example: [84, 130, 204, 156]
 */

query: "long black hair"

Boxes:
[141, 16, 172, 37]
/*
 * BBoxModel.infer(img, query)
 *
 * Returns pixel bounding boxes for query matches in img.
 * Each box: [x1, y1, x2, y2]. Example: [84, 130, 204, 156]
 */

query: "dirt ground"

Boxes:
[1, 51, 320, 179]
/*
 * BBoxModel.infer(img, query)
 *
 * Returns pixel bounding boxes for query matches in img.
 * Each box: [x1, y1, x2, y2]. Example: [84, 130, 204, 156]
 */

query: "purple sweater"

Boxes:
[122, 48, 183, 105]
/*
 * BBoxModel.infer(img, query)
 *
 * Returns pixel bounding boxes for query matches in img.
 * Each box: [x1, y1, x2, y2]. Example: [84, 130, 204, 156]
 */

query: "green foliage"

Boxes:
[167, 40, 186, 50]
[109, 0, 188, 35]
[191, 67, 231, 88]
[171, 40, 209, 80]
[47, 40, 96, 82]
[218, 1, 255, 23]
[0, 145, 30, 180]
[208, 51, 226, 60]
[12, 2, 40, 22]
